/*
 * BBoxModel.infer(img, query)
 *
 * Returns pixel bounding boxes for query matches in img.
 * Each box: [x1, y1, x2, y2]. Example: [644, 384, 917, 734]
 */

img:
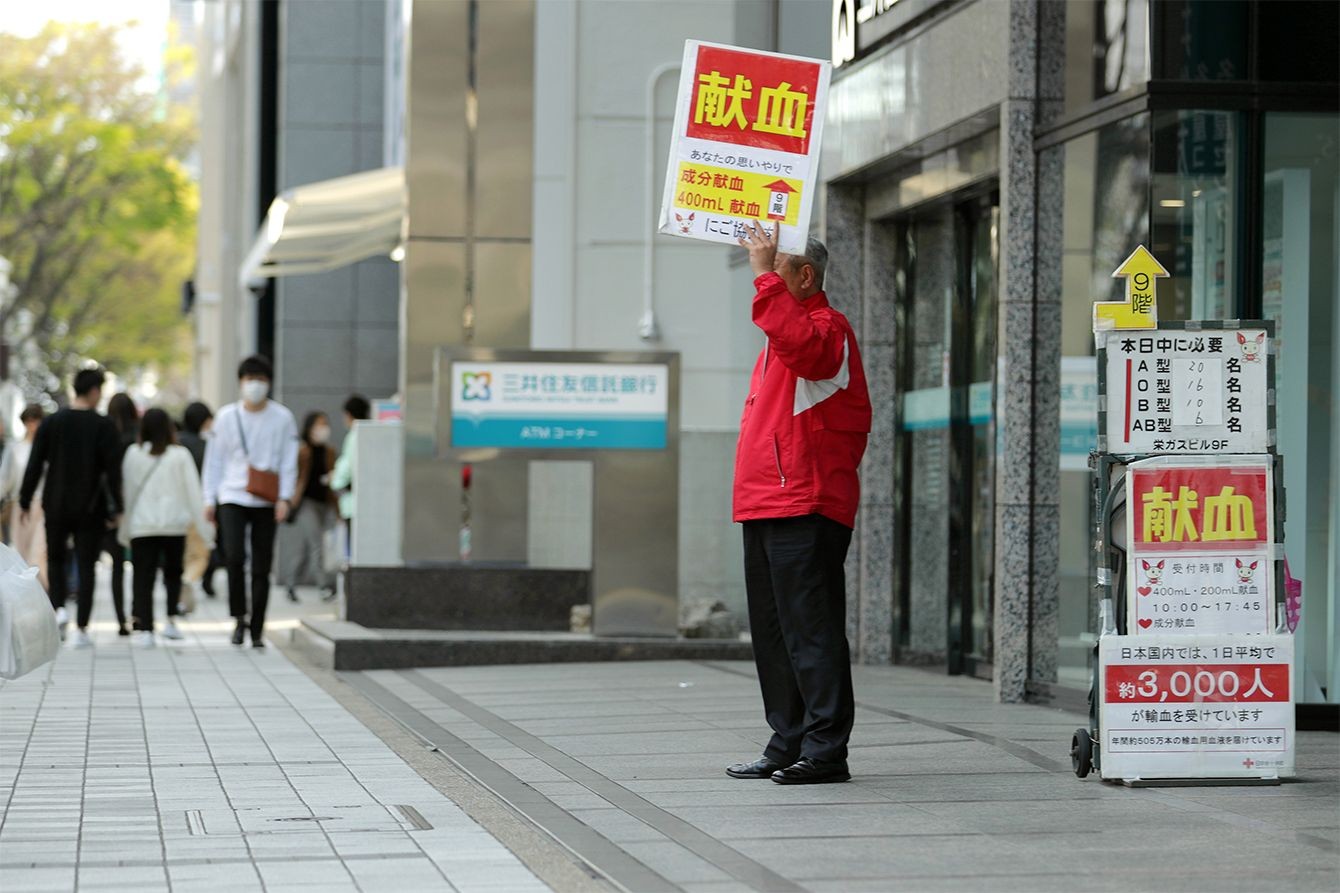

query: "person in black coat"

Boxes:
[178, 401, 221, 597]
[19, 369, 123, 645]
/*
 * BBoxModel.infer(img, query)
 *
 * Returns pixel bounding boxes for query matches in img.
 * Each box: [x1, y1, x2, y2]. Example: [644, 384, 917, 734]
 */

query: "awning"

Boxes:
[240, 166, 404, 287]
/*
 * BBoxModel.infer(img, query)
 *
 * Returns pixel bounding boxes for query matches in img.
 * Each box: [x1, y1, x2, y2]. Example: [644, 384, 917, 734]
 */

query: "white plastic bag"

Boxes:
[323, 524, 346, 575]
[0, 541, 60, 680]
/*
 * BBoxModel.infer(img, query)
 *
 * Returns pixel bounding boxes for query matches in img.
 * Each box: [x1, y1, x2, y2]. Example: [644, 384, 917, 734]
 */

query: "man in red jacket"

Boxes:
[726, 222, 871, 785]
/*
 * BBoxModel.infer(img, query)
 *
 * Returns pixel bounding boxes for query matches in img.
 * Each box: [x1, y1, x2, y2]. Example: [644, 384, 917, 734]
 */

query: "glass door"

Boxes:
[890, 191, 999, 675]
[950, 197, 999, 674]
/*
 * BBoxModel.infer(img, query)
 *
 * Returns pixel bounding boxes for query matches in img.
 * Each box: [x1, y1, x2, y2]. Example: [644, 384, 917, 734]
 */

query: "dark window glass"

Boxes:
[1153, 1, 1249, 81]
[1041, 0, 1151, 123]
[1150, 110, 1246, 320]
[1258, 1, 1340, 82]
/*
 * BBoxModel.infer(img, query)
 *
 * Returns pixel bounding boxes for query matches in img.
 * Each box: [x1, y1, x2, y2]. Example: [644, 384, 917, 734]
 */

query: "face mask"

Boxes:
[240, 380, 269, 404]
[310, 426, 331, 445]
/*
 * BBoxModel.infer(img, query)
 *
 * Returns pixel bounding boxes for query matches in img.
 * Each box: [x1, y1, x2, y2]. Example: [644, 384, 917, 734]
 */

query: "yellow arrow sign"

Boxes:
[1093, 245, 1168, 332]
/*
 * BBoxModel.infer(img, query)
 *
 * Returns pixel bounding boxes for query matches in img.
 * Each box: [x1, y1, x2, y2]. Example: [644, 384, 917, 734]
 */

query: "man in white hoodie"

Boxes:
[201, 356, 299, 648]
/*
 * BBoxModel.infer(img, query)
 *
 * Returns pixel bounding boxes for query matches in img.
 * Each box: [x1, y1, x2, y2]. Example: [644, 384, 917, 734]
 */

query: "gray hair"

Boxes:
[789, 236, 828, 288]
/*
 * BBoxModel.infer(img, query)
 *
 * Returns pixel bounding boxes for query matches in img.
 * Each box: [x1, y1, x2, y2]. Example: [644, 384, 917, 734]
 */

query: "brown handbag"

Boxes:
[236, 412, 281, 503]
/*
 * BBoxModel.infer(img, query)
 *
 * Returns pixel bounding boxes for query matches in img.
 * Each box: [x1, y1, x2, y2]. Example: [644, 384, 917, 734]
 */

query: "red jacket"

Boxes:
[733, 272, 871, 528]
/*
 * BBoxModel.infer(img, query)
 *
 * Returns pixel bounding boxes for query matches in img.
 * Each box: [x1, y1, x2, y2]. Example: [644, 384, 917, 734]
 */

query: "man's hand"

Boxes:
[738, 220, 778, 277]
[275, 500, 290, 524]
[204, 505, 215, 525]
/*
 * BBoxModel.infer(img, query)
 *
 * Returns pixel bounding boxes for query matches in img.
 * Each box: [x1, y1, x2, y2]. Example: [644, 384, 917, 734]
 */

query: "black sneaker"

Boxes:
[251, 637, 265, 649]
[231, 621, 246, 646]
[286, 587, 299, 603]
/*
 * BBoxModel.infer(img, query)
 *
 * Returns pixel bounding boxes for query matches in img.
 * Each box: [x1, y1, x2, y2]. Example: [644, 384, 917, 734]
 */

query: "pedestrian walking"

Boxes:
[103, 391, 139, 635]
[178, 402, 221, 598]
[725, 224, 871, 786]
[120, 409, 212, 647]
[329, 394, 369, 560]
[19, 369, 124, 646]
[278, 412, 338, 603]
[201, 356, 298, 648]
[0, 404, 48, 590]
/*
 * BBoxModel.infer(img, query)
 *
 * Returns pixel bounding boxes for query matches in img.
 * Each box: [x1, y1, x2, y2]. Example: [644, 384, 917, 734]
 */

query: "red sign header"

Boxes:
[686, 45, 821, 155]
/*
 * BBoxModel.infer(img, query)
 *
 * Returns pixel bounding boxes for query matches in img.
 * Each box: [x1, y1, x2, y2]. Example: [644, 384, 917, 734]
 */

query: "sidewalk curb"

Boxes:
[275, 634, 617, 893]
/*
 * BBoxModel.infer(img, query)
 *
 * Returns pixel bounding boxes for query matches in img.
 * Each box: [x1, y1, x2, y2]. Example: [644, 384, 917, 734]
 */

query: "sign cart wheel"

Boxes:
[1071, 728, 1094, 778]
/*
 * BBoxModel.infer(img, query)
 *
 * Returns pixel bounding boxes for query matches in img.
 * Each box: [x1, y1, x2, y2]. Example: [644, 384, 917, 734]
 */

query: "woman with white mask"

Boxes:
[277, 411, 338, 602]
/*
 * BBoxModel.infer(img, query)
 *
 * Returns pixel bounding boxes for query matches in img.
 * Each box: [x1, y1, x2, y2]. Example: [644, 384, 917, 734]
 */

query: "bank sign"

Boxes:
[658, 41, 830, 255]
[449, 362, 669, 451]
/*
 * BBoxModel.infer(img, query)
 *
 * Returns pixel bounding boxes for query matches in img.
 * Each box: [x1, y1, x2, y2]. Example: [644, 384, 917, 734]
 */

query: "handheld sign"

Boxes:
[657, 41, 830, 256]
[1094, 245, 1167, 332]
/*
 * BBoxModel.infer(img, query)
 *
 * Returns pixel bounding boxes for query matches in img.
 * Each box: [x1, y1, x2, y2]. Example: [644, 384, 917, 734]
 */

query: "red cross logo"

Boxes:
[1242, 758, 1256, 769]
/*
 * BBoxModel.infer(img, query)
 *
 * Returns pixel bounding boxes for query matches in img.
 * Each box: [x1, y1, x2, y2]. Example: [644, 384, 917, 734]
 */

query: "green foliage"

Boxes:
[0, 21, 197, 398]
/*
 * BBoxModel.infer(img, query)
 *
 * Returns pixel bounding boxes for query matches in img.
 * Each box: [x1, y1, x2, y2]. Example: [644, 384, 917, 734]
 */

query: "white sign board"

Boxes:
[1101, 328, 1269, 453]
[450, 362, 669, 450]
[1125, 455, 1276, 635]
[1100, 634, 1295, 781]
[657, 41, 830, 255]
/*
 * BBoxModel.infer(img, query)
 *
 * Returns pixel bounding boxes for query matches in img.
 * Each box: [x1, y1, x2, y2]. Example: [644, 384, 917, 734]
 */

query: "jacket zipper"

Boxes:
[772, 434, 786, 487]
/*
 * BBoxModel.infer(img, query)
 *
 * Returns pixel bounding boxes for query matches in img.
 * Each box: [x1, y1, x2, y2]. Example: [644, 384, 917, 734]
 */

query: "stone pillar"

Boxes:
[993, 0, 1059, 702]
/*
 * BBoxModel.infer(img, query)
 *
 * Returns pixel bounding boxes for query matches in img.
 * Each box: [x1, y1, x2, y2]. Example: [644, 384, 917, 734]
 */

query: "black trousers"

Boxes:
[101, 530, 128, 628]
[130, 536, 185, 631]
[45, 515, 104, 628]
[218, 504, 277, 640]
[743, 514, 855, 765]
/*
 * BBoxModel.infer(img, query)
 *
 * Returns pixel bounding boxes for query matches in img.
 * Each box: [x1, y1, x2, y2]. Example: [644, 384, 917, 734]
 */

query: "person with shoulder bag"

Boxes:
[121, 409, 213, 647]
[201, 356, 299, 648]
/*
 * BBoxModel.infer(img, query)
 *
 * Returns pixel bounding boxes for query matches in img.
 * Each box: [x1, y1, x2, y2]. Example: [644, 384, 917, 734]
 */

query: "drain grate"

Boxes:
[185, 804, 432, 836]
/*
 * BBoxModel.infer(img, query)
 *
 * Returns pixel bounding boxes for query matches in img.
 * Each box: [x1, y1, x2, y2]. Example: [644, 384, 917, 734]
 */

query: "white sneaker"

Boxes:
[133, 631, 156, 648]
[162, 622, 184, 641]
[71, 629, 93, 649]
[55, 606, 69, 641]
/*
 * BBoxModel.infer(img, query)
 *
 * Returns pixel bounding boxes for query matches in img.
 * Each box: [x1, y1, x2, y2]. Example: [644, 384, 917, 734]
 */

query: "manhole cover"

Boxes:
[185, 804, 431, 836]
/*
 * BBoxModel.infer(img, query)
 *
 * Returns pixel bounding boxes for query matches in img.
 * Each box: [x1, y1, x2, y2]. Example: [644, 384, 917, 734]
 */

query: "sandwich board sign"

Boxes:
[657, 41, 830, 255]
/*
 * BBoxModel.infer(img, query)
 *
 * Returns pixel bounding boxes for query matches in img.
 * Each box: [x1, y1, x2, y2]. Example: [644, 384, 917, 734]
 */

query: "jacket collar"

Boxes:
[799, 290, 829, 311]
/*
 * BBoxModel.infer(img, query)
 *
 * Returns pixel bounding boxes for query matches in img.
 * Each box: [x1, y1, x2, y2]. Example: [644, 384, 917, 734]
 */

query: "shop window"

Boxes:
[1043, 0, 1151, 121]
[1262, 112, 1339, 705]
[1150, 110, 1246, 320]
[1257, 1, 1340, 82]
[1038, 114, 1150, 688]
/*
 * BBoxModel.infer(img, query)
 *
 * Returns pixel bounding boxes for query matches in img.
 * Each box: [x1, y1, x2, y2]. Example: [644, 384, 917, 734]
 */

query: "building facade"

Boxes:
[823, 0, 1339, 707]
[192, 0, 1338, 710]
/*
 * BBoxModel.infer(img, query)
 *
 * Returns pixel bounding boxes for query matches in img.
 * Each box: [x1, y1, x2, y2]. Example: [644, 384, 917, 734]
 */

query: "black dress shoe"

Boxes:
[231, 621, 246, 646]
[251, 637, 265, 649]
[726, 757, 788, 779]
[771, 757, 851, 785]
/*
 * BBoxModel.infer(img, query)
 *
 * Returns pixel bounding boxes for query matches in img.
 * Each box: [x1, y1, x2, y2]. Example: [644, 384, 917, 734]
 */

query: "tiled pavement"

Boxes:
[0, 582, 550, 893]
[349, 661, 1340, 893]
[3, 572, 1339, 893]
